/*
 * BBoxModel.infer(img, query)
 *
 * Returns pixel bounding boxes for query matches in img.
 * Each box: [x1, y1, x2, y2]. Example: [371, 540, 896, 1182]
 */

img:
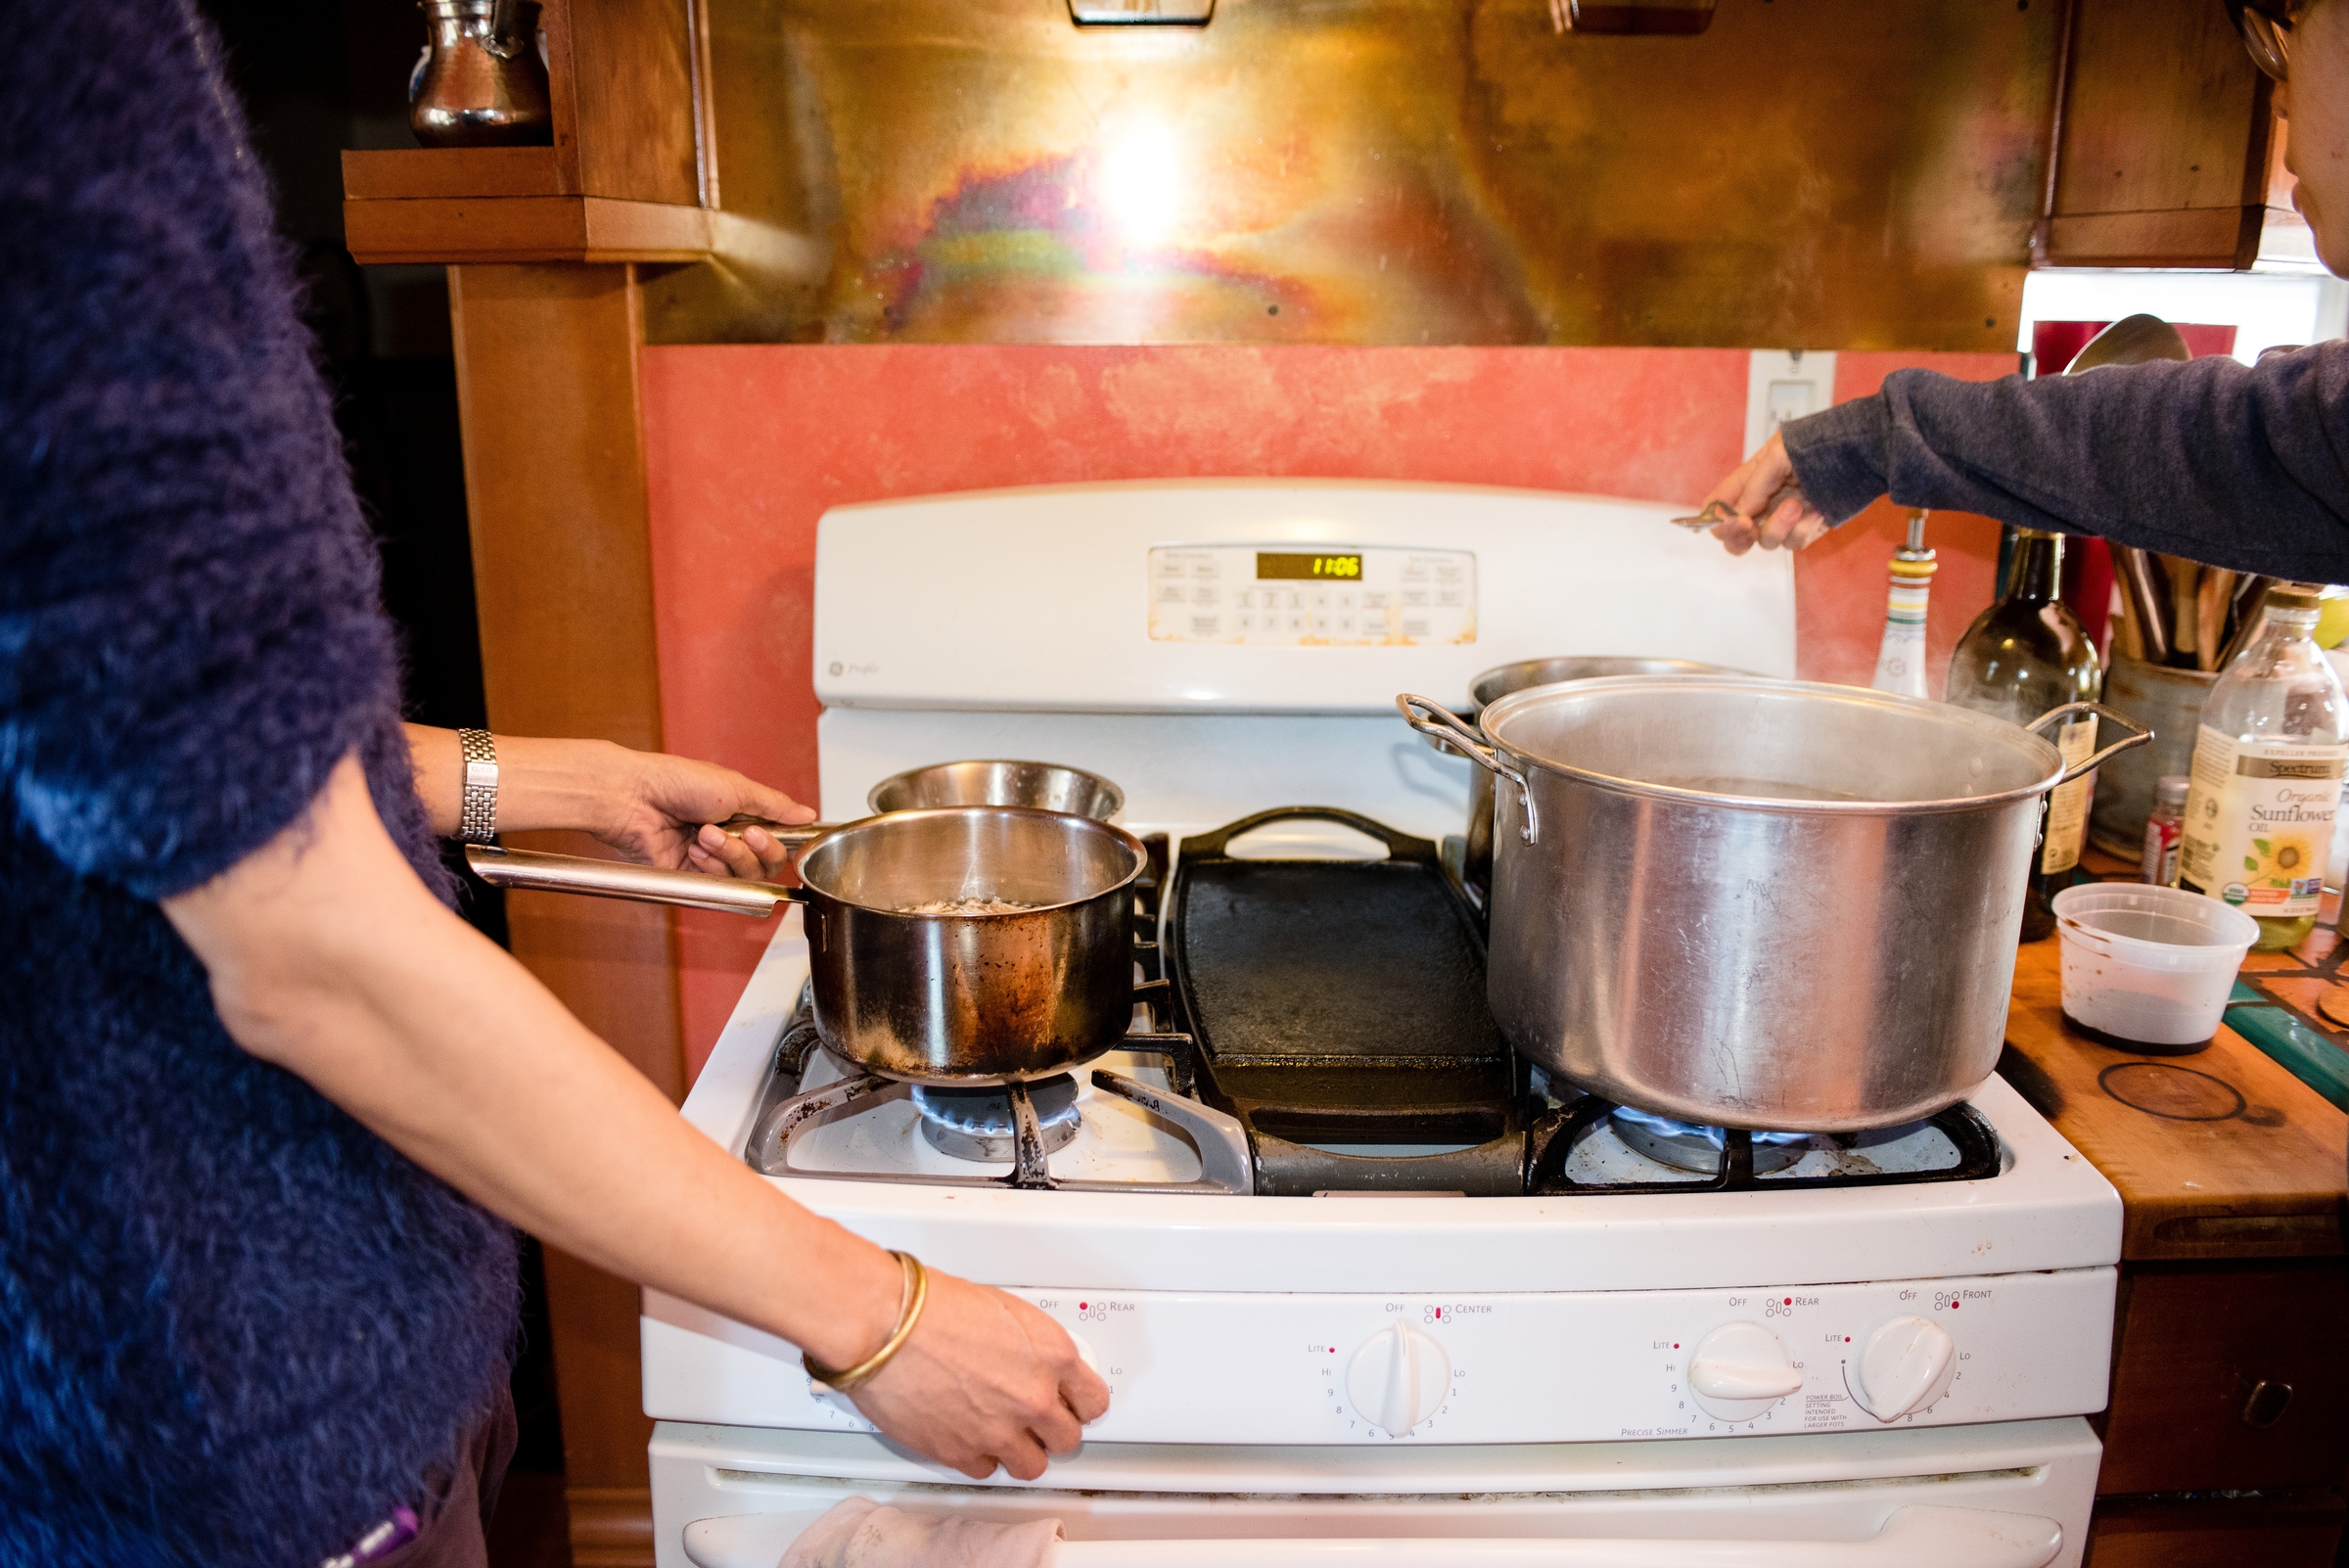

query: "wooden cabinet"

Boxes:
[2097, 1263, 2349, 1496]
[2038, 0, 2278, 268]
[2087, 1491, 2349, 1568]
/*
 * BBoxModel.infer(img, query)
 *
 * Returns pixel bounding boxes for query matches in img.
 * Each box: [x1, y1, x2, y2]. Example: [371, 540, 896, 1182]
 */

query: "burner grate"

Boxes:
[1526, 1096, 2003, 1195]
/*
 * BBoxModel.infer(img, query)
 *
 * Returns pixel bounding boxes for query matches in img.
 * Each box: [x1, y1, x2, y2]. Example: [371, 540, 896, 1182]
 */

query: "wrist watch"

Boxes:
[457, 728, 500, 844]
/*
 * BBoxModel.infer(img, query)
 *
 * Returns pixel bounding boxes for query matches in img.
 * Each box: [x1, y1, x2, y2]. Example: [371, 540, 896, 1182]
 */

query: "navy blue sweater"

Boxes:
[1, 3, 517, 1564]
[1784, 345, 2349, 582]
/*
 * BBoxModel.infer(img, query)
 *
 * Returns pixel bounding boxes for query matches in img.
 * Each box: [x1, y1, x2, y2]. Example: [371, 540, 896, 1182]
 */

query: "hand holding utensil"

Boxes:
[1675, 434, 1828, 554]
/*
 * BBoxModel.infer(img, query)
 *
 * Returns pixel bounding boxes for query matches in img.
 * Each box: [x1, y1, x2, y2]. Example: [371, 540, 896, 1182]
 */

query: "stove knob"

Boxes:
[1855, 1315, 1956, 1420]
[1686, 1322, 1803, 1422]
[1347, 1321, 1451, 1437]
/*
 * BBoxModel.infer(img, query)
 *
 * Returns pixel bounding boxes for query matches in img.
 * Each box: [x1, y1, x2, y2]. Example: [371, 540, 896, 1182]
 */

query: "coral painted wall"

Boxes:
[639, 345, 2017, 1075]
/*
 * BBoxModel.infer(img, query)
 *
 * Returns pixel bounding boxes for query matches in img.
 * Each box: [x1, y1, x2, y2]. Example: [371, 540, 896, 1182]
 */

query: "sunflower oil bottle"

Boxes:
[2176, 587, 2349, 949]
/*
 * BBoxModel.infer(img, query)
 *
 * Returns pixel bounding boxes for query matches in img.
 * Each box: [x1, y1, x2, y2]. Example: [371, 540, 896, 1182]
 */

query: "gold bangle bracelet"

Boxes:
[804, 1251, 929, 1393]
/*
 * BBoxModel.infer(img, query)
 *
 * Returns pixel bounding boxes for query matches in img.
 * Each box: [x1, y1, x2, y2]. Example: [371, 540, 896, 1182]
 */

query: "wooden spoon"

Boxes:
[2163, 555, 2202, 662]
[2195, 569, 2236, 670]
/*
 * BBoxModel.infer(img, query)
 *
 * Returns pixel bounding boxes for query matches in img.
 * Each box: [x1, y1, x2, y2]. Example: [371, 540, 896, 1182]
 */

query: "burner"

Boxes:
[1611, 1105, 1810, 1175]
[912, 1077, 1082, 1162]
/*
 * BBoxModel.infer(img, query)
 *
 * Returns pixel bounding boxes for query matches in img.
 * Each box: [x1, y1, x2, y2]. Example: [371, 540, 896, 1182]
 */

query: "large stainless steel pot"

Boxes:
[470, 807, 1149, 1084]
[1400, 676, 2150, 1131]
[1457, 658, 1737, 898]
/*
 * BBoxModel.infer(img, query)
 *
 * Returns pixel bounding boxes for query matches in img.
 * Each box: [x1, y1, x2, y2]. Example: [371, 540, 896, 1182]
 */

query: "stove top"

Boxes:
[741, 808, 2016, 1201]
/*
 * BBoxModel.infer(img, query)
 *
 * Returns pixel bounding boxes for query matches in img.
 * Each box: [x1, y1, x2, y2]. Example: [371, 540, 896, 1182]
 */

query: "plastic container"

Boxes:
[2050, 883, 2259, 1055]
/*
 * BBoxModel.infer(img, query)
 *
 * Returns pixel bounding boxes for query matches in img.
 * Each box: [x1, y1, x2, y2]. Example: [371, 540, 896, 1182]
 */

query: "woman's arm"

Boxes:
[402, 723, 813, 880]
[1700, 346, 2349, 579]
[163, 755, 1108, 1481]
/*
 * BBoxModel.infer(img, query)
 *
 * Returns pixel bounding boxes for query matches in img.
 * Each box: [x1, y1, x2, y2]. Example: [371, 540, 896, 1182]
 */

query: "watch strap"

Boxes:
[457, 728, 500, 844]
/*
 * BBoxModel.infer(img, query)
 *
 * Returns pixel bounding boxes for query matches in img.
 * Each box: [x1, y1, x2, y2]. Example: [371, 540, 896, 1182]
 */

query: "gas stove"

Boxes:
[646, 482, 2119, 1568]
[742, 812, 2004, 1201]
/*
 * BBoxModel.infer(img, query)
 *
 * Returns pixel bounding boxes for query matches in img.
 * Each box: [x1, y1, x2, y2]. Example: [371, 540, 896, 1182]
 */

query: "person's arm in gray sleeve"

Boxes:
[1775, 345, 2349, 581]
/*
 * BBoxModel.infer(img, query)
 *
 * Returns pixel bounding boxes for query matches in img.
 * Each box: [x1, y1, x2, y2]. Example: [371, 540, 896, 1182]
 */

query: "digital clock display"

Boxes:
[1256, 552, 1363, 580]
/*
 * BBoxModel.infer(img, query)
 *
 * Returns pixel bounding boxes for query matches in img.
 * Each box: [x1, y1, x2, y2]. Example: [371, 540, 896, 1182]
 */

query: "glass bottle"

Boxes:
[2175, 587, 2349, 950]
[1869, 509, 1936, 699]
[1945, 528, 2101, 941]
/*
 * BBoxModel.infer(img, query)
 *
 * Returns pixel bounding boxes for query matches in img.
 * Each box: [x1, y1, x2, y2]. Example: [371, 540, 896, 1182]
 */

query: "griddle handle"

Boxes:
[1175, 804, 1442, 865]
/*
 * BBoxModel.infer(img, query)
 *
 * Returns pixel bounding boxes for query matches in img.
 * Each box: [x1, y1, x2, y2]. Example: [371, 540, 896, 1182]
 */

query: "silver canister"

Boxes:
[2090, 654, 2216, 860]
[410, 0, 552, 149]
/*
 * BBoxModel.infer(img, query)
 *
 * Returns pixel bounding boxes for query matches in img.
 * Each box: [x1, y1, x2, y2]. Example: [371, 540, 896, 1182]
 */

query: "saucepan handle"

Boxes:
[1396, 694, 1542, 845]
[464, 845, 797, 918]
[714, 815, 835, 850]
[2027, 701, 2155, 789]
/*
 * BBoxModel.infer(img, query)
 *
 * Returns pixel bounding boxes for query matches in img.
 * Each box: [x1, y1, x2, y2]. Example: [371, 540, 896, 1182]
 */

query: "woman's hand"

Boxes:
[1696, 432, 1832, 555]
[592, 747, 815, 883]
[846, 1271, 1112, 1481]
[403, 726, 815, 882]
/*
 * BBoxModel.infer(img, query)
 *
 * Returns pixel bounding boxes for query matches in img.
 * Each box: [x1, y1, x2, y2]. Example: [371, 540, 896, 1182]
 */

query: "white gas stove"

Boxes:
[646, 483, 2121, 1567]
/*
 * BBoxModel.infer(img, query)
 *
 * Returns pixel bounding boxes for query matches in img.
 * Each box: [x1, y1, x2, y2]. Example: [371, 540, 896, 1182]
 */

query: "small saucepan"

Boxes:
[469, 806, 1152, 1084]
[714, 759, 1124, 848]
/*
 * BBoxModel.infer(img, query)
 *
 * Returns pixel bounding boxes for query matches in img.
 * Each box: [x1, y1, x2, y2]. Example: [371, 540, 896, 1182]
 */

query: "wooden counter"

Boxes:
[1999, 922, 2347, 1564]
[2001, 937, 2345, 1262]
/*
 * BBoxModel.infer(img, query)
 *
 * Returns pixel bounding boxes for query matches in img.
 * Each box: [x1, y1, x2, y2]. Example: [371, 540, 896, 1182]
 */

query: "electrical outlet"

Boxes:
[1744, 349, 1838, 459]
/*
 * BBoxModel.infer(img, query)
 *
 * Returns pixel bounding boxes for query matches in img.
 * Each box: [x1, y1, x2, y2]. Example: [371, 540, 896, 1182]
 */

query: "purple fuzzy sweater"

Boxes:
[0, 3, 517, 1564]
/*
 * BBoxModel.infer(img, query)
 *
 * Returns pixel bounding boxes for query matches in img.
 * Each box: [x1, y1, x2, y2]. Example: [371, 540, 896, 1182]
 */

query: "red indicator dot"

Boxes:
[1782, 1298, 1792, 1306]
[1951, 1300, 1960, 1310]
[1329, 1348, 1336, 1355]
[1079, 1302, 1087, 1310]
[1672, 1343, 1680, 1350]
[1844, 1337, 1852, 1343]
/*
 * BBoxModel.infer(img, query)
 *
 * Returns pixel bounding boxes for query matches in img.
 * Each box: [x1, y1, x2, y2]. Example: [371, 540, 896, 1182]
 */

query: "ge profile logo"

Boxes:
[829, 662, 844, 676]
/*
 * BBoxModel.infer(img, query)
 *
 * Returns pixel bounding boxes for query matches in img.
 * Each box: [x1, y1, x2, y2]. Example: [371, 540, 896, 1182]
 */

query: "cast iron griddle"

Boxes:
[1166, 807, 1524, 1193]
[1175, 831, 1506, 1066]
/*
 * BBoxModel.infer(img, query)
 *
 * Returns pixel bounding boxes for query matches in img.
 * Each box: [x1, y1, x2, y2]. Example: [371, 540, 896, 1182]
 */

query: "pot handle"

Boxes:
[1396, 694, 1541, 845]
[2026, 701, 2155, 788]
[465, 844, 796, 918]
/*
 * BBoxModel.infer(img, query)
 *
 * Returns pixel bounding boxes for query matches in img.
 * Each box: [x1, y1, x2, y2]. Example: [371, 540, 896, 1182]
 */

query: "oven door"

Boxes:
[652, 1418, 2098, 1568]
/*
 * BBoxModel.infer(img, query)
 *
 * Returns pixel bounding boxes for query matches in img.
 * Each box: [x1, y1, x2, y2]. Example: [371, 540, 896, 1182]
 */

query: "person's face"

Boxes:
[2280, 1, 2349, 275]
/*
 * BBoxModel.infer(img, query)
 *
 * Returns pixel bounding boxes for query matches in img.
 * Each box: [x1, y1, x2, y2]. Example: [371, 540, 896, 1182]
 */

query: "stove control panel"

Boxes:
[1146, 545, 1477, 647]
[643, 1267, 2113, 1446]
